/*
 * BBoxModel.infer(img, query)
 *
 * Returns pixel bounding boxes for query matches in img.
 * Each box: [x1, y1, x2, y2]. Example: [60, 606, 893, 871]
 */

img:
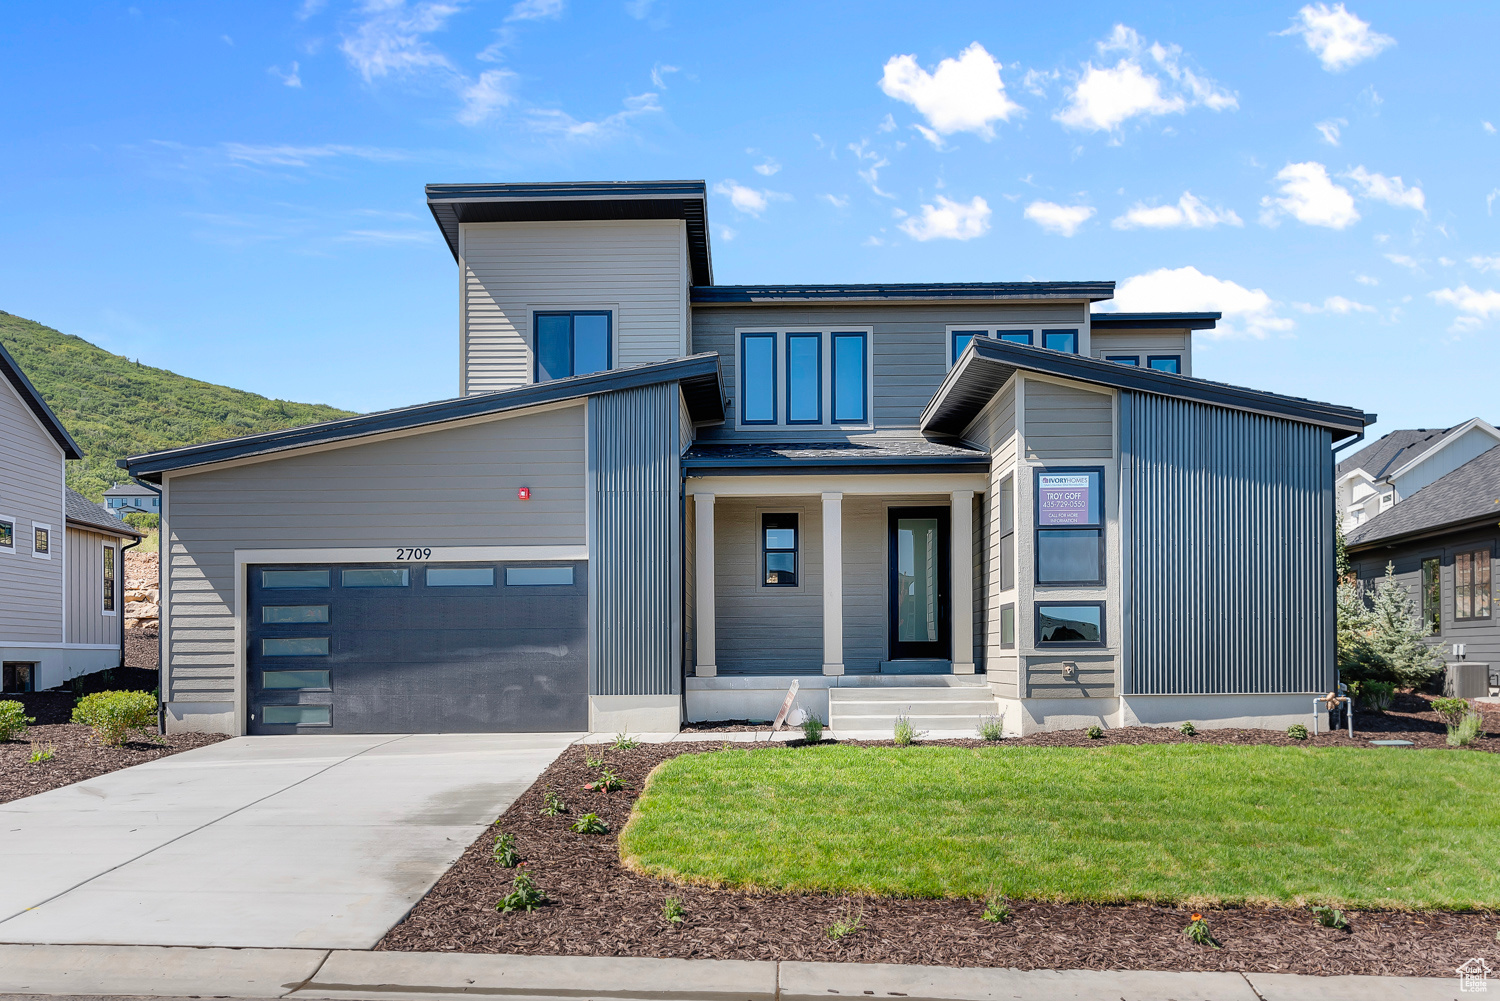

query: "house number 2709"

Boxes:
[394, 548, 432, 560]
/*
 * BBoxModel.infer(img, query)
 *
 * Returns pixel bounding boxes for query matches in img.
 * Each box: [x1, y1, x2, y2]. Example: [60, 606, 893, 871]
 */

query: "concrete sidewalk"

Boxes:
[0, 944, 1469, 1001]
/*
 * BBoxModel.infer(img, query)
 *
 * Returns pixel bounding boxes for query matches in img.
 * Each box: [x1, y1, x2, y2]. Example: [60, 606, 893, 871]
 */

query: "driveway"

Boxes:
[0, 732, 578, 949]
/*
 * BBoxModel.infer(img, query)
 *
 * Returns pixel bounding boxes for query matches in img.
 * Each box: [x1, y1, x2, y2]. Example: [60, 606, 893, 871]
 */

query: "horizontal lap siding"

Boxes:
[164, 405, 588, 704]
[1351, 528, 1500, 666]
[714, 498, 824, 674]
[1090, 331, 1191, 374]
[0, 377, 64, 642]
[65, 528, 119, 646]
[1123, 392, 1334, 695]
[1024, 379, 1113, 460]
[463, 221, 687, 395]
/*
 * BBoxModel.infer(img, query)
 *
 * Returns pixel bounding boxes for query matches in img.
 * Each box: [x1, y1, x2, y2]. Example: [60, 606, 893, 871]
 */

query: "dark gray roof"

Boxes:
[682, 437, 988, 475]
[124, 354, 726, 481]
[1346, 443, 1500, 549]
[0, 339, 82, 460]
[102, 482, 156, 496]
[426, 180, 712, 286]
[65, 488, 143, 538]
[690, 282, 1114, 305]
[922, 336, 1373, 440]
[1090, 311, 1221, 330]
[1336, 425, 1461, 480]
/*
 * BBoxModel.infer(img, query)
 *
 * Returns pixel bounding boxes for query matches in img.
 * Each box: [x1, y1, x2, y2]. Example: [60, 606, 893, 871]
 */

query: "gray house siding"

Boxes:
[588, 383, 681, 697]
[1024, 378, 1113, 460]
[962, 377, 1018, 695]
[712, 497, 825, 674]
[1122, 392, 1335, 695]
[162, 404, 588, 707]
[0, 375, 65, 643]
[65, 527, 120, 646]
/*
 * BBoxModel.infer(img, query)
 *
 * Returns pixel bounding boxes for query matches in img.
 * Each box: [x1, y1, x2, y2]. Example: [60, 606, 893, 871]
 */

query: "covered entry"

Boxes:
[246, 561, 587, 734]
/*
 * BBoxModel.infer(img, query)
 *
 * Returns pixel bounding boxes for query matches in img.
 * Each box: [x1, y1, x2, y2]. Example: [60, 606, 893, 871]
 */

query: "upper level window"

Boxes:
[762, 513, 798, 587]
[1147, 355, 1181, 374]
[32, 524, 50, 560]
[945, 325, 1082, 367]
[1042, 329, 1078, 354]
[1105, 355, 1140, 366]
[0, 517, 12, 554]
[1456, 549, 1492, 621]
[737, 329, 869, 427]
[1035, 469, 1104, 586]
[740, 332, 776, 423]
[951, 329, 984, 365]
[786, 333, 822, 424]
[831, 332, 867, 423]
[535, 311, 611, 383]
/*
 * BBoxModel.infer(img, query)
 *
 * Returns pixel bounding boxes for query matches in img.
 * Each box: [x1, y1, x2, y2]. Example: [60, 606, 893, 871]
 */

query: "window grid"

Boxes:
[32, 523, 50, 559]
[1421, 557, 1441, 634]
[103, 545, 116, 613]
[1455, 549, 1492, 621]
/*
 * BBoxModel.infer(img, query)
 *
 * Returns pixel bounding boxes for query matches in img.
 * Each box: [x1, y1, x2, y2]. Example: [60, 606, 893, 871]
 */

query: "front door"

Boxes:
[887, 507, 951, 661]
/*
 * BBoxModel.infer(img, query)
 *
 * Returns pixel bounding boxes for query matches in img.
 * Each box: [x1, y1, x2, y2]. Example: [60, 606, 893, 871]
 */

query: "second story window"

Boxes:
[1147, 355, 1181, 374]
[1042, 329, 1078, 354]
[946, 325, 1083, 367]
[534, 311, 611, 383]
[737, 328, 870, 428]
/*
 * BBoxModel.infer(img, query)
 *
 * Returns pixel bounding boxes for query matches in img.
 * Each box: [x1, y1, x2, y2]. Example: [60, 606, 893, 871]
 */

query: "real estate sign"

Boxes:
[1038, 474, 1093, 526]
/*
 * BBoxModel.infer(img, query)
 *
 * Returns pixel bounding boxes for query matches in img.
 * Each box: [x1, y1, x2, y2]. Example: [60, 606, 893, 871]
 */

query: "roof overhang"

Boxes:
[1347, 512, 1500, 552]
[922, 336, 1374, 441]
[123, 354, 725, 482]
[690, 282, 1114, 305]
[1385, 417, 1500, 482]
[427, 180, 712, 286]
[681, 454, 991, 476]
[1089, 311, 1221, 331]
[0, 340, 82, 460]
[66, 514, 144, 539]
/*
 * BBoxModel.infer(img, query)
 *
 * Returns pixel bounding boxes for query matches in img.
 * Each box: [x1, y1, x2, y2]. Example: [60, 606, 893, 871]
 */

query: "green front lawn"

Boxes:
[620, 744, 1500, 909]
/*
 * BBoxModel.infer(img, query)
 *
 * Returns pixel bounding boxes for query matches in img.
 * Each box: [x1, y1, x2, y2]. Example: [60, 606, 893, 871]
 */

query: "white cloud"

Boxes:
[219, 143, 409, 167]
[912, 123, 949, 150]
[848, 140, 893, 198]
[753, 157, 780, 177]
[899, 195, 992, 241]
[507, 0, 563, 20]
[1021, 67, 1057, 97]
[1485, 121, 1497, 135]
[339, 0, 460, 82]
[335, 228, 435, 244]
[650, 63, 677, 89]
[1056, 25, 1235, 133]
[1282, 3, 1394, 72]
[1431, 285, 1500, 332]
[1384, 252, 1421, 272]
[1024, 200, 1095, 236]
[268, 62, 302, 87]
[1111, 191, 1241, 230]
[877, 113, 897, 133]
[821, 194, 850, 209]
[1259, 162, 1358, 229]
[1354, 273, 1379, 285]
[1315, 118, 1345, 145]
[1113, 266, 1292, 339]
[1296, 295, 1376, 314]
[457, 69, 516, 125]
[878, 42, 1021, 139]
[713, 180, 789, 217]
[1469, 255, 1500, 273]
[1344, 166, 1425, 213]
[624, 0, 655, 18]
[528, 91, 661, 139]
[297, 0, 327, 19]
[717, 225, 735, 241]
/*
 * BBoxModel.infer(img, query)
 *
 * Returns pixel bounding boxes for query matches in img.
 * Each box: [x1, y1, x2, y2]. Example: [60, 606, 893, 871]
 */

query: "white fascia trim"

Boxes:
[1385, 418, 1500, 481]
[235, 546, 588, 565]
[686, 473, 988, 497]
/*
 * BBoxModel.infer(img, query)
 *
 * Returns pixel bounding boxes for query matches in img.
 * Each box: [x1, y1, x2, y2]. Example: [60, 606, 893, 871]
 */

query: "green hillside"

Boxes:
[0, 310, 357, 500]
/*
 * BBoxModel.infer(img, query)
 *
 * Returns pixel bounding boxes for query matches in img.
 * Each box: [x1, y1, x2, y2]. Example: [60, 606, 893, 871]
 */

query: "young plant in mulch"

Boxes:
[1085, 724, 1104, 740]
[977, 714, 1004, 741]
[497, 866, 548, 913]
[981, 885, 1012, 924]
[662, 896, 685, 926]
[492, 832, 520, 867]
[1179, 721, 1198, 736]
[571, 812, 609, 835]
[1311, 905, 1350, 930]
[893, 710, 923, 747]
[612, 732, 641, 750]
[800, 714, 824, 744]
[826, 904, 866, 941]
[539, 788, 568, 816]
[1183, 912, 1219, 948]
[1287, 723, 1309, 740]
[584, 762, 625, 793]
[1448, 712, 1484, 748]
[0, 701, 34, 742]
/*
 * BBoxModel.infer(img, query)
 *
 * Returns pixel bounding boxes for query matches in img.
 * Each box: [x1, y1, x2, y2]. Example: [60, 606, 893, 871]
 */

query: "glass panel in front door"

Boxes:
[896, 518, 941, 643]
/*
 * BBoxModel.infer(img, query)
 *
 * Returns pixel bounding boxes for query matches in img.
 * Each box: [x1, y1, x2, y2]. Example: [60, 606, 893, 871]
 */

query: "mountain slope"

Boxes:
[0, 310, 356, 500]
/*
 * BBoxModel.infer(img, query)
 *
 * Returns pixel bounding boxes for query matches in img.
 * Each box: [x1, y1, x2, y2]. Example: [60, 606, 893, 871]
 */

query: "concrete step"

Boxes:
[832, 699, 997, 716]
[832, 714, 995, 731]
[829, 687, 991, 703]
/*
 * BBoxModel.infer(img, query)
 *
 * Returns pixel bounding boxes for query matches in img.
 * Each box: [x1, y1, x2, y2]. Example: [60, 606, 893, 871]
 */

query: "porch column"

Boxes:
[821, 491, 844, 676]
[694, 493, 716, 677]
[951, 490, 975, 674]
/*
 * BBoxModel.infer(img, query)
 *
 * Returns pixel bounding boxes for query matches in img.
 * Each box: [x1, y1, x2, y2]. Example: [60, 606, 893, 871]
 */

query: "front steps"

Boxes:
[828, 681, 999, 738]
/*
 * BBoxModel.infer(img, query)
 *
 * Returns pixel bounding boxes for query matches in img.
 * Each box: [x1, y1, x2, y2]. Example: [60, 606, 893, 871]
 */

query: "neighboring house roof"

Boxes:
[690, 282, 1114, 305]
[0, 339, 82, 460]
[1345, 443, 1500, 549]
[426, 180, 712, 286]
[102, 482, 156, 497]
[1336, 425, 1461, 480]
[1089, 311, 1221, 330]
[683, 437, 988, 475]
[65, 488, 144, 538]
[921, 336, 1373, 440]
[122, 354, 726, 481]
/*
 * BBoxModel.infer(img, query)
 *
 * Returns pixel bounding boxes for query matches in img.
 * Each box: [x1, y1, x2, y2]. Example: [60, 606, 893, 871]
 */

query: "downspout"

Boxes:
[118, 535, 141, 670]
[131, 477, 165, 735]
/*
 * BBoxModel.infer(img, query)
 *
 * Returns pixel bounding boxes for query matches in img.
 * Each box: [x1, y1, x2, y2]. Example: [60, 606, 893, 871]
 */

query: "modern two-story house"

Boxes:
[123, 180, 1372, 736]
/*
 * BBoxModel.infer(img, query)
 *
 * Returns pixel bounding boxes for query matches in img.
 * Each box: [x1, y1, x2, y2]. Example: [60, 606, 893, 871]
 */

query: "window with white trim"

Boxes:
[32, 523, 51, 559]
[736, 328, 871, 428]
[0, 515, 13, 554]
[102, 544, 116, 614]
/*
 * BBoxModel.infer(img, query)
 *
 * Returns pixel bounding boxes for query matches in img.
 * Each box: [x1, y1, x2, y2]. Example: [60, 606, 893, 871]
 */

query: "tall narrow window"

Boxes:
[533, 311, 612, 382]
[951, 329, 984, 366]
[1042, 329, 1078, 354]
[1034, 469, 1104, 586]
[1147, 355, 1181, 374]
[762, 513, 798, 587]
[831, 332, 867, 423]
[998, 474, 1015, 591]
[785, 332, 822, 424]
[999, 604, 1015, 648]
[103, 545, 116, 613]
[740, 332, 776, 424]
[32, 524, 50, 559]
[1455, 549, 1492, 620]
[1421, 557, 1441, 634]
[999, 331, 1033, 346]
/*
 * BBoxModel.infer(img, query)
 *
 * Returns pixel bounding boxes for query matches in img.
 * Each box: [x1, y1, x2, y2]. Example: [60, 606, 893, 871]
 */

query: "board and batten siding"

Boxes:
[690, 303, 1086, 441]
[65, 527, 121, 646]
[1121, 392, 1335, 696]
[162, 404, 588, 707]
[0, 375, 65, 643]
[461, 220, 689, 395]
[588, 383, 681, 698]
[1023, 377, 1113, 460]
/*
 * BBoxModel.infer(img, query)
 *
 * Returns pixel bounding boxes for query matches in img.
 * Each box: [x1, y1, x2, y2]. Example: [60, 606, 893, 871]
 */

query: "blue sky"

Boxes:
[0, 1, 1495, 437]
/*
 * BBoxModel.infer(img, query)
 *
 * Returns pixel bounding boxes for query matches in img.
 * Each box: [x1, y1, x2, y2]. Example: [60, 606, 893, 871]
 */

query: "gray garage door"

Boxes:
[246, 561, 587, 734]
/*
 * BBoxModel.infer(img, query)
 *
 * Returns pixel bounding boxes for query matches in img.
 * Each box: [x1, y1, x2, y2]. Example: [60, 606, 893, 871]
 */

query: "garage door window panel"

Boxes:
[263, 670, 331, 690]
[427, 567, 496, 587]
[342, 568, 410, 587]
[262, 705, 332, 726]
[505, 566, 575, 586]
[263, 636, 330, 657]
[263, 570, 330, 589]
[263, 605, 330, 624]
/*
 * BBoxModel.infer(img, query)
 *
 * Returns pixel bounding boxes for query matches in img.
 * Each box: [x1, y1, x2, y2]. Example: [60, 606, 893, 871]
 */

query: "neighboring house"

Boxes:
[1345, 442, 1500, 668]
[1336, 418, 1500, 531]
[102, 482, 161, 518]
[122, 180, 1372, 737]
[1, 342, 143, 693]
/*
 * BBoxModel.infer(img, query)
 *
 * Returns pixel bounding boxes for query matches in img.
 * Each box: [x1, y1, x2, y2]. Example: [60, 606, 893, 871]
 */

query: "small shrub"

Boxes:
[1287, 723, 1309, 741]
[1431, 697, 1471, 728]
[1447, 712, 1484, 748]
[1085, 724, 1104, 740]
[612, 732, 640, 750]
[71, 690, 156, 746]
[584, 765, 624, 793]
[1179, 721, 1198, 736]
[571, 812, 609, 834]
[28, 743, 55, 764]
[1361, 681, 1396, 712]
[1311, 905, 1349, 930]
[539, 788, 568, 816]
[977, 715, 1004, 741]
[662, 896, 685, 925]
[497, 868, 547, 913]
[584, 751, 606, 768]
[0, 701, 34, 742]
[826, 905, 865, 941]
[492, 832, 519, 867]
[800, 714, 824, 744]
[981, 885, 1011, 924]
[893, 710, 923, 746]
[1183, 912, 1219, 948]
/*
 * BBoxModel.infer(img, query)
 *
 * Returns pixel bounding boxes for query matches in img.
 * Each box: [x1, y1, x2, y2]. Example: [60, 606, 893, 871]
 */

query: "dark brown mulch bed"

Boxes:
[378, 736, 1499, 978]
[126, 626, 160, 669]
[0, 724, 226, 805]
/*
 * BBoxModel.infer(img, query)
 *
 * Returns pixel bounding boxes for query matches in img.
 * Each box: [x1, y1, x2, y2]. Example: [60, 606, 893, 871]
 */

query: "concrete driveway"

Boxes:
[0, 732, 578, 949]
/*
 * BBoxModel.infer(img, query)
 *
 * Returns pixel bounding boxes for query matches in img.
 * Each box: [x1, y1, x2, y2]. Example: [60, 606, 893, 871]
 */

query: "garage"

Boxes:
[247, 561, 587, 734]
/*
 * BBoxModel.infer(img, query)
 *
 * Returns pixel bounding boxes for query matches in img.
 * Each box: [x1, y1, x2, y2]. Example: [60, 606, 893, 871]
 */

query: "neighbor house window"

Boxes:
[32, 523, 50, 559]
[1105, 355, 1140, 366]
[0, 516, 13, 553]
[102, 545, 116, 613]
[1042, 329, 1078, 354]
[1036, 603, 1105, 646]
[1455, 549, 1492, 620]
[997, 474, 1015, 592]
[762, 513, 798, 587]
[786, 332, 822, 424]
[1034, 469, 1104, 586]
[830, 332, 867, 423]
[999, 604, 1016, 649]
[534, 311, 611, 382]
[1147, 355, 1181, 374]
[1421, 557, 1441, 634]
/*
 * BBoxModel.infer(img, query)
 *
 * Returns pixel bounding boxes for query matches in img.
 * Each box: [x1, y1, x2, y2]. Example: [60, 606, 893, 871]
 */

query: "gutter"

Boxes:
[130, 477, 165, 736]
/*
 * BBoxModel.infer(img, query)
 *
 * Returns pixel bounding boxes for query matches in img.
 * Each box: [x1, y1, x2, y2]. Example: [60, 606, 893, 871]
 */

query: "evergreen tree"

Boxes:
[1366, 562, 1445, 689]
[1335, 516, 1386, 685]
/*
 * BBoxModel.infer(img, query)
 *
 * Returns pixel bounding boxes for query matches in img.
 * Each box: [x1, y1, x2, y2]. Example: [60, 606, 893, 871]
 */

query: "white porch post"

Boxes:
[821, 491, 844, 676]
[950, 489, 975, 674]
[693, 493, 716, 677]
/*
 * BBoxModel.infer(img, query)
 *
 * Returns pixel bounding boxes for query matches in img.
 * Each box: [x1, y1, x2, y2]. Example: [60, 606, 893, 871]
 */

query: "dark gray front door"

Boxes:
[247, 561, 587, 734]
[887, 508, 951, 661]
